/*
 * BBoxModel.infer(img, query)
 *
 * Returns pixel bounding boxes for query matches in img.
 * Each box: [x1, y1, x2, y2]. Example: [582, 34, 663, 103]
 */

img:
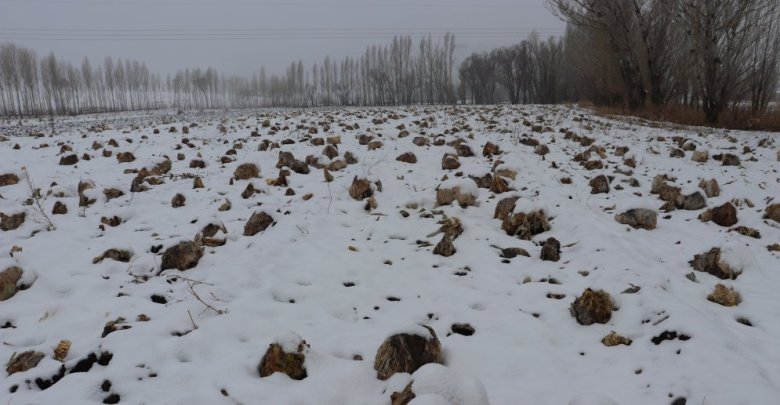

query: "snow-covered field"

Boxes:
[1, 106, 779, 405]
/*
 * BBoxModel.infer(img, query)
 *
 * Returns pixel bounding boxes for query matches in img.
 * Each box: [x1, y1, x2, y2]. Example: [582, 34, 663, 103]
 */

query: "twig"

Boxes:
[326, 180, 333, 214]
[187, 310, 198, 330]
[21, 167, 56, 231]
[186, 280, 224, 314]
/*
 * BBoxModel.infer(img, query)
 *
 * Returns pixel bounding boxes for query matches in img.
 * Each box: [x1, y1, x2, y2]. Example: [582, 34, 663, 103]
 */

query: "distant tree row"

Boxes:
[0, 34, 457, 116]
[2, 3, 779, 122]
[548, 0, 780, 123]
[457, 34, 565, 105]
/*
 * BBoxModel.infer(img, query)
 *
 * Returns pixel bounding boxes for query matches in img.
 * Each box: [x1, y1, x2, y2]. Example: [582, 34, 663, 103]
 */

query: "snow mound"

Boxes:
[568, 393, 619, 405]
[411, 363, 489, 405]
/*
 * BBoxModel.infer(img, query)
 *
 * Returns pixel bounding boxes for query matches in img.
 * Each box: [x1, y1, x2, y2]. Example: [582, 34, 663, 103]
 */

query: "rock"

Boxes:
[520, 136, 539, 147]
[499, 247, 530, 258]
[189, 159, 206, 169]
[570, 288, 613, 325]
[241, 183, 255, 199]
[490, 174, 510, 194]
[614, 209, 657, 230]
[670, 148, 685, 158]
[323, 145, 339, 159]
[601, 331, 632, 347]
[651, 174, 674, 194]
[344, 151, 358, 164]
[456, 143, 474, 157]
[730, 226, 760, 239]
[52, 201, 67, 215]
[359, 134, 374, 145]
[100, 215, 122, 228]
[277, 152, 310, 174]
[540, 237, 561, 262]
[433, 234, 456, 257]
[535, 144, 550, 156]
[692, 150, 708, 162]
[0, 266, 23, 301]
[494, 196, 519, 221]
[396, 152, 417, 164]
[0, 173, 19, 187]
[103, 188, 124, 201]
[469, 173, 493, 189]
[93, 249, 132, 264]
[234, 163, 260, 180]
[698, 179, 720, 198]
[149, 159, 172, 176]
[6, 351, 45, 375]
[116, 152, 135, 163]
[721, 153, 740, 166]
[193, 176, 204, 189]
[690, 248, 740, 280]
[435, 187, 476, 208]
[764, 204, 780, 223]
[374, 325, 443, 380]
[390, 382, 416, 405]
[76, 181, 96, 207]
[483, 142, 500, 156]
[349, 177, 374, 200]
[589, 175, 610, 194]
[160, 241, 203, 271]
[244, 211, 274, 236]
[501, 210, 550, 240]
[59, 154, 79, 165]
[707, 284, 741, 306]
[0, 212, 25, 231]
[678, 191, 707, 210]
[258, 339, 309, 380]
[584, 160, 603, 170]
[328, 159, 347, 171]
[699, 202, 737, 227]
[450, 323, 475, 336]
[171, 193, 186, 208]
[327, 135, 341, 145]
[368, 140, 384, 150]
[323, 168, 334, 183]
[199, 223, 228, 247]
[413, 137, 429, 147]
[441, 153, 460, 170]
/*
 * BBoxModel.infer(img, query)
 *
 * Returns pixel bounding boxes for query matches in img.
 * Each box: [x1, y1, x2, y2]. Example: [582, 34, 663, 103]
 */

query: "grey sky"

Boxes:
[0, 0, 564, 76]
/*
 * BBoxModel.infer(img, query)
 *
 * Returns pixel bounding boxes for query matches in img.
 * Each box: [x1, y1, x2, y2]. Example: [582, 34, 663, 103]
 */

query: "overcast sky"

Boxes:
[0, 0, 564, 77]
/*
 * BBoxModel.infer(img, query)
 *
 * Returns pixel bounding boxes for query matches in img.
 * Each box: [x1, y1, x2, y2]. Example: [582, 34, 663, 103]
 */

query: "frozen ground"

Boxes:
[0, 105, 779, 405]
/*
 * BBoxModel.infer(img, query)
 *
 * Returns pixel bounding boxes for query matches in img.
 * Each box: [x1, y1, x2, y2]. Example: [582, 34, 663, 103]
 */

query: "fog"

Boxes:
[0, 0, 564, 75]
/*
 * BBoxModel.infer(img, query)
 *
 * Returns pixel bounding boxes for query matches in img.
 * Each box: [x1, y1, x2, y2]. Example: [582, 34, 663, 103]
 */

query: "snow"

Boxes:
[0, 105, 779, 404]
[271, 331, 307, 353]
[410, 394, 451, 405]
[410, 363, 489, 405]
[568, 393, 619, 405]
[439, 177, 479, 197]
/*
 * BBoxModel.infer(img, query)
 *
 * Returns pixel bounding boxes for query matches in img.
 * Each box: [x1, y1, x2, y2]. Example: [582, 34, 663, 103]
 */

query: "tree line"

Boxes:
[457, 34, 565, 105]
[2, 1, 779, 123]
[548, 0, 780, 123]
[0, 34, 458, 116]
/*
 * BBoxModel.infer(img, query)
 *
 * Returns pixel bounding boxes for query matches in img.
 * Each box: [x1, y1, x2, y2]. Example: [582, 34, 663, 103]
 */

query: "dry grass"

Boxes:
[592, 104, 780, 132]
